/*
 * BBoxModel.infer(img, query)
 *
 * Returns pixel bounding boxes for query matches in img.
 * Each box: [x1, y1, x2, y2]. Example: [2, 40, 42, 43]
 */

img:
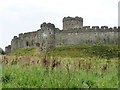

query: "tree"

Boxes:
[0, 47, 4, 55]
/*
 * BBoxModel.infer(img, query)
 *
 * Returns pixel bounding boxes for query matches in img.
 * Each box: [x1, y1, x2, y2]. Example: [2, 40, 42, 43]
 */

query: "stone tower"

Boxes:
[63, 16, 83, 30]
[40, 22, 55, 52]
[11, 36, 20, 51]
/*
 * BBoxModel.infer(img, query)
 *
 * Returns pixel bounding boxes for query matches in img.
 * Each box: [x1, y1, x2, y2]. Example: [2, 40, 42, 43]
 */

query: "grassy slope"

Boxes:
[48, 45, 119, 59]
[9, 45, 119, 59]
[2, 45, 119, 88]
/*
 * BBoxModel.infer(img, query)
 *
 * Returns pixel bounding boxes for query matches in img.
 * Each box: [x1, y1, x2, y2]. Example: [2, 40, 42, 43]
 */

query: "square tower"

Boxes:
[40, 22, 55, 52]
[63, 16, 83, 30]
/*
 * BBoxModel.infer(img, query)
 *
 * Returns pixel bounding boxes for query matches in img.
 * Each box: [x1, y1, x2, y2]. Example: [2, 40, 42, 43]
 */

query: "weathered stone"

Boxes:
[63, 16, 83, 30]
[5, 16, 118, 53]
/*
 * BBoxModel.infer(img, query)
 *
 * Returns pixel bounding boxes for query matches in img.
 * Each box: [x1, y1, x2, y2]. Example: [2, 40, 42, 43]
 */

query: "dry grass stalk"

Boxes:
[42, 56, 50, 68]
[102, 63, 108, 72]
[51, 59, 61, 70]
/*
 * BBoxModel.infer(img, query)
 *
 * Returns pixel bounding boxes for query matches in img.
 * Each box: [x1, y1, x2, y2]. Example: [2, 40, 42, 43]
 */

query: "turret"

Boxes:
[39, 22, 55, 52]
[63, 16, 83, 30]
[5, 45, 11, 53]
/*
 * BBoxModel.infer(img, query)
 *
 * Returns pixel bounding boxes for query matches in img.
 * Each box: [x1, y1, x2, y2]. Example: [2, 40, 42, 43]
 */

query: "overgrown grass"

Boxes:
[8, 47, 40, 57]
[8, 45, 119, 59]
[2, 57, 118, 88]
[48, 45, 119, 59]
[1, 45, 119, 88]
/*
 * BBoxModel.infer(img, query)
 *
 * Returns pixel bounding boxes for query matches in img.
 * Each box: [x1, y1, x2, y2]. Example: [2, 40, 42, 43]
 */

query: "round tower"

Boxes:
[40, 22, 55, 52]
[63, 16, 83, 30]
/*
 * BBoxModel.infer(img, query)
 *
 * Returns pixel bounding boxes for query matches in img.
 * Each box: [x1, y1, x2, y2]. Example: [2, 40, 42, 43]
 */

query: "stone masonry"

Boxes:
[5, 16, 119, 53]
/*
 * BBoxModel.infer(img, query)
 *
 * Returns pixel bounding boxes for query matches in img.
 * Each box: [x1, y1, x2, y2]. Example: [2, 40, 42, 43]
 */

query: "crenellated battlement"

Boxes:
[40, 22, 55, 29]
[83, 26, 118, 31]
[5, 45, 11, 53]
[5, 16, 119, 53]
[19, 33, 23, 38]
[13, 36, 18, 39]
[18, 31, 37, 39]
[24, 31, 37, 35]
[63, 16, 83, 21]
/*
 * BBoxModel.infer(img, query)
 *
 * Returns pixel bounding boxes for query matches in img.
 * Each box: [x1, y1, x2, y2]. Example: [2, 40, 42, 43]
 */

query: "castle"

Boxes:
[5, 16, 119, 53]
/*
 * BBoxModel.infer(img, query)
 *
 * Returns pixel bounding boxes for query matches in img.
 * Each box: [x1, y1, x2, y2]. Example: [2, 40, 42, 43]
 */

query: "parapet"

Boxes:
[6, 45, 11, 48]
[63, 16, 83, 22]
[22, 31, 37, 37]
[83, 26, 90, 29]
[5, 45, 11, 53]
[101, 26, 108, 29]
[40, 22, 55, 29]
[13, 36, 18, 39]
[12, 36, 19, 41]
[92, 26, 99, 29]
[113, 27, 117, 29]
[80, 26, 118, 32]
[19, 33, 23, 37]
[55, 28, 61, 33]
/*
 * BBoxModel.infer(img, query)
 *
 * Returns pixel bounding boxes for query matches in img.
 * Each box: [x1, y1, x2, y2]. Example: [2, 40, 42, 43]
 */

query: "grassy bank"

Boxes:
[1, 45, 119, 88]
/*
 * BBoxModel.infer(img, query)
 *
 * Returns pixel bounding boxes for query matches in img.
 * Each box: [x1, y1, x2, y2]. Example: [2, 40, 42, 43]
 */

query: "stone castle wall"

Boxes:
[55, 27, 118, 46]
[5, 16, 119, 53]
[11, 31, 39, 51]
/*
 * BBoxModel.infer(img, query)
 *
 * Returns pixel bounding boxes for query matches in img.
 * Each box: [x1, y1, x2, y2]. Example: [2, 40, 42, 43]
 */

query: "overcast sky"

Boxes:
[0, 0, 119, 50]
[118, 1, 120, 26]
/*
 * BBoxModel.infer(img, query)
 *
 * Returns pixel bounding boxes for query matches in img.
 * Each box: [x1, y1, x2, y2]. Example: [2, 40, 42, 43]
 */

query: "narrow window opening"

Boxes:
[26, 41, 29, 46]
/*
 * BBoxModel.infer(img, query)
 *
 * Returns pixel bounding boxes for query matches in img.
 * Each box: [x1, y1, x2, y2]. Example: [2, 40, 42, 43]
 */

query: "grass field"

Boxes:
[1, 45, 119, 88]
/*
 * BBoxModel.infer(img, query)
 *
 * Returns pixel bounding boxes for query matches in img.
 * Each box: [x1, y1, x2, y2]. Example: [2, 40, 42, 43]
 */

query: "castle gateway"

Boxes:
[5, 16, 119, 53]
